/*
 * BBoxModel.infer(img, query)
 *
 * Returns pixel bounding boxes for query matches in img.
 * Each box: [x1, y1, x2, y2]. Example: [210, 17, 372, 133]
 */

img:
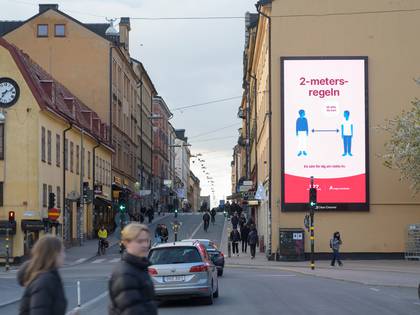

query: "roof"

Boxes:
[0, 6, 111, 40]
[131, 57, 158, 95]
[152, 241, 198, 249]
[0, 38, 111, 146]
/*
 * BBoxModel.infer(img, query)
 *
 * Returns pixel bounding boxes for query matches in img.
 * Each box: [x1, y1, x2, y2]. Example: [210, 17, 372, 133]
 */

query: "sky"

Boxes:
[1, 0, 257, 207]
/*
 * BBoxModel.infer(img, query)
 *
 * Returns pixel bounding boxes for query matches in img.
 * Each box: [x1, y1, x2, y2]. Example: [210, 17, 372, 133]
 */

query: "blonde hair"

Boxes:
[121, 223, 150, 242]
[22, 234, 63, 286]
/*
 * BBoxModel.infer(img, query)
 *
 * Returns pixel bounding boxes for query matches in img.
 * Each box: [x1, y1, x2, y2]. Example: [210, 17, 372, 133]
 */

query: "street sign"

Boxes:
[48, 208, 60, 221]
[239, 185, 252, 192]
[243, 180, 253, 186]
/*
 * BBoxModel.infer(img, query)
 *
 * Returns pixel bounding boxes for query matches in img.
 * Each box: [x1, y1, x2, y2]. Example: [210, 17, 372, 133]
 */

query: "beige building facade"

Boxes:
[236, 0, 420, 259]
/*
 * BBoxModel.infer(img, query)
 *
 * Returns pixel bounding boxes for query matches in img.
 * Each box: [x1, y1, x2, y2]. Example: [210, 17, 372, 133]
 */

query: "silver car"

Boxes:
[148, 241, 219, 305]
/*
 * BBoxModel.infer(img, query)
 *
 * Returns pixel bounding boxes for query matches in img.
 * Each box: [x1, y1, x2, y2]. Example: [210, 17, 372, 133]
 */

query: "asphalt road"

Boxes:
[1, 213, 419, 315]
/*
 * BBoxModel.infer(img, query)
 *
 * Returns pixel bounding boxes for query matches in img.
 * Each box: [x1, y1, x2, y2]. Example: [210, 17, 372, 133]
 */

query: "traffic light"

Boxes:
[119, 191, 127, 212]
[309, 187, 317, 208]
[48, 193, 56, 209]
[83, 182, 89, 199]
[8, 211, 15, 223]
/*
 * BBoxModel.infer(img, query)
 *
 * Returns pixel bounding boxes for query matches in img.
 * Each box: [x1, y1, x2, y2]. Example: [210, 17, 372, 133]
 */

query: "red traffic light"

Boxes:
[8, 211, 15, 223]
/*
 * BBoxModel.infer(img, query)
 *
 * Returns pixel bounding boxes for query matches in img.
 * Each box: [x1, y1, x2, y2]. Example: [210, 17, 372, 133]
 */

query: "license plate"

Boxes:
[164, 276, 185, 282]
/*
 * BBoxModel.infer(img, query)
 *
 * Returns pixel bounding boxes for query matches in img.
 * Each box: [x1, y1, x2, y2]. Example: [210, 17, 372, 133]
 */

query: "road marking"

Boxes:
[66, 291, 108, 315]
[370, 288, 380, 292]
[190, 221, 203, 239]
[109, 258, 120, 263]
[414, 302, 420, 306]
[258, 274, 297, 277]
[91, 258, 106, 264]
[74, 258, 87, 264]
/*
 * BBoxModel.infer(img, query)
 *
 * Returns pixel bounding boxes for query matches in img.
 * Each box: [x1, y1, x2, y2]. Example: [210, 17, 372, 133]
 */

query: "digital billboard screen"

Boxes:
[281, 57, 369, 211]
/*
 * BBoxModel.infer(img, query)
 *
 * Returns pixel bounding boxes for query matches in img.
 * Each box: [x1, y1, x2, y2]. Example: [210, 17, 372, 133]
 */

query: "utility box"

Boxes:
[278, 228, 305, 261]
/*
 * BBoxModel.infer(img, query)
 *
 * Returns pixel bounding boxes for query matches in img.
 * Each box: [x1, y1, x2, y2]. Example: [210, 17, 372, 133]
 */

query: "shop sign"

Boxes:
[242, 191, 255, 200]
[94, 184, 103, 194]
[23, 210, 40, 218]
[21, 220, 44, 231]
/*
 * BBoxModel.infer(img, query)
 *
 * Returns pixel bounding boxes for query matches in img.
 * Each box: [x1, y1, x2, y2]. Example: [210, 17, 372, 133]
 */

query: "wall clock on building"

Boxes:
[0, 77, 20, 108]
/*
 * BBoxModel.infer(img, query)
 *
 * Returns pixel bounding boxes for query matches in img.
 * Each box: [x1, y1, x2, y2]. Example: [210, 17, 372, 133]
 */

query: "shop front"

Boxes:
[21, 220, 45, 257]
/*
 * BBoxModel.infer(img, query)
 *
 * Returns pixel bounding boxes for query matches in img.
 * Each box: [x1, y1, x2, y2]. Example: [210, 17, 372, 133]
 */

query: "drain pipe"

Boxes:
[63, 123, 72, 243]
[256, 2, 273, 259]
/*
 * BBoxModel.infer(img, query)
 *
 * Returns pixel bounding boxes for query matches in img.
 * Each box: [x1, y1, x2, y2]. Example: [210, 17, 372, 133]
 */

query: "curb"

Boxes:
[0, 297, 20, 308]
[225, 264, 418, 288]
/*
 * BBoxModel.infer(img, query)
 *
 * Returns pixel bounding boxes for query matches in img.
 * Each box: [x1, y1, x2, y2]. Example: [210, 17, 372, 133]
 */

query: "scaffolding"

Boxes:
[405, 224, 420, 260]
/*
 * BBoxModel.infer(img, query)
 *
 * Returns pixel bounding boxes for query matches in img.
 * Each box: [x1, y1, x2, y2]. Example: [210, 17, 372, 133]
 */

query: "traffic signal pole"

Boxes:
[309, 176, 316, 270]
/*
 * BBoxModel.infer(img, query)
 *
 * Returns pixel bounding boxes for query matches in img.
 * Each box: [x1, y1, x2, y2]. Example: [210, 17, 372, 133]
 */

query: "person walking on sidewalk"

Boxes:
[239, 213, 247, 230]
[240, 223, 250, 253]
[231, 211, 239, 229]
[160, 224, 169, 243]
[248, 224, 259, 259]
[154, 224, 162, 244]
[203, 211, 211, 232]
[109, 223, 157, 315]
[330, 231, 343, 267]
[230, 227, 241, 257]
[17, 234, 68, 315]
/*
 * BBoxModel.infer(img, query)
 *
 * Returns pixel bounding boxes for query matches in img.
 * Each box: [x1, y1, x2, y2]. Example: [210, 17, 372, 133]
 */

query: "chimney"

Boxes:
[119, 17, 130, 50]
[39, 4, 59, 13]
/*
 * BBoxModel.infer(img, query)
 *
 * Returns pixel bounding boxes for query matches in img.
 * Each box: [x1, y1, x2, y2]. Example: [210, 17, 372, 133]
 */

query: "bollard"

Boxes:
[5, 228, 10, 272]
[227, 241, 231, 258]
[77, 280, 81, 307]
[174, 232, 178, 242]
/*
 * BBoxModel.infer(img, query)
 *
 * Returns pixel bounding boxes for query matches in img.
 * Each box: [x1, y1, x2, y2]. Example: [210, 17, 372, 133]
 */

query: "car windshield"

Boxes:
[149, 246, 203, 265]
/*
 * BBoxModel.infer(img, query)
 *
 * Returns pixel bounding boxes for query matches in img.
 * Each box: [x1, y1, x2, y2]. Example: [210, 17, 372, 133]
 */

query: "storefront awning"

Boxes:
[94, 196, 112, 208]
[227, 192, 242, 200]
[21, 220, 44, 231]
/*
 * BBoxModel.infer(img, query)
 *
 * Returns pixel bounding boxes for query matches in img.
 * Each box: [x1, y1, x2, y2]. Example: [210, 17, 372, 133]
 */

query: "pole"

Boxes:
[310, 176, 315, 270]
[78, 130, 84, 246]
[77, 280, 81, 307]
[5, 228, 10, 271]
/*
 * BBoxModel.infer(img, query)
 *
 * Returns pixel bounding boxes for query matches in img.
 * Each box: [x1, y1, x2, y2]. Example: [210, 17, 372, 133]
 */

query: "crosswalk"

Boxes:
[69, 256, 122, 266]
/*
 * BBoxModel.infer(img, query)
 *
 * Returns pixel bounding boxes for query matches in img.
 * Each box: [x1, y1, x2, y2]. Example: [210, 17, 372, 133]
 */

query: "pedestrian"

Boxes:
[240, 223, 250, 253]
[203, 211, 211, 232]
[248, 224, 258, 259]
[330, 231, 343, 267]
[17, 234, 68, 315]
[160, 224, 169, 243]
[154, 224, 162, 244]
[147, 207, 154, 223]
[109, 223, 157, 315]
[230, 227, 241, 256]
[231, 211, 239, 229]
[239, 213, 247, 229]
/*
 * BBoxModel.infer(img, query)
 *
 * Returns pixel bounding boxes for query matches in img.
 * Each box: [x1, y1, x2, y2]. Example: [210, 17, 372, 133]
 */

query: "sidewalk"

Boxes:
[221, 220, 420, 288]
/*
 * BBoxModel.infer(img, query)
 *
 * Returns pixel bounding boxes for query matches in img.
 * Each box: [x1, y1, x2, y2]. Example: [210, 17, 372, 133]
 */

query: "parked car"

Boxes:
[182, 239, 225, 276]
[148, 241, 219, 304]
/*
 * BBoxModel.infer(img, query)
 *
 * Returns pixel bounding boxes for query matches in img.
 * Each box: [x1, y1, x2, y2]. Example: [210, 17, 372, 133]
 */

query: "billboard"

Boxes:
[281, 57, 369, 211]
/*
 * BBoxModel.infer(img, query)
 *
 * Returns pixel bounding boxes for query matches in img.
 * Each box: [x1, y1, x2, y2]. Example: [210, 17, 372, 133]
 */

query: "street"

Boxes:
[1, 214, 419, 315]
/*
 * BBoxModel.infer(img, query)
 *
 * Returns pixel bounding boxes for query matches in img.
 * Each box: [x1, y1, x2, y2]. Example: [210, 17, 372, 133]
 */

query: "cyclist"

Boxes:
[203, 211, 211, 232]
[97, 225, 108, 255]
[210, 208, 216, 225]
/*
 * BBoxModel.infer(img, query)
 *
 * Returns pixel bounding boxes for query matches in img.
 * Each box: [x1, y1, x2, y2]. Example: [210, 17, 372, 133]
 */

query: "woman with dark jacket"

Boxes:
[240, 224, 250, 253]
[17, 234, 68, 315]
[109, 223, 157, 315]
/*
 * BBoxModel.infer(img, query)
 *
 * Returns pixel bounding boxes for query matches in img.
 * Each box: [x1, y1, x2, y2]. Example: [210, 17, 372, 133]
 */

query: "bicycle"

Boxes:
[98, 238, 107, 256]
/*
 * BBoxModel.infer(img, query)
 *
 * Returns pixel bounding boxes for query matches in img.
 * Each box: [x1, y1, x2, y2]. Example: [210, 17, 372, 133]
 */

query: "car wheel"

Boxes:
[217, 269, 223, 277]
[203, 283, 214, 305]
[213, 285, 219, 298]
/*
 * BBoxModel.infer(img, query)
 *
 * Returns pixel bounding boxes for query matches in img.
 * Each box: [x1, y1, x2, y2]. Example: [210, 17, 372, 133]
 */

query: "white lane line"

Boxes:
[414, 302, 420, 306]
[66, 291, 108, 315]
[74, 258, 87, 264]
[189, 221, 203, 239]
[258, 274, 296, 277]
[109, 258, 120, 263]
[370, 288, 380, 292]
[91, 258, 106, 264]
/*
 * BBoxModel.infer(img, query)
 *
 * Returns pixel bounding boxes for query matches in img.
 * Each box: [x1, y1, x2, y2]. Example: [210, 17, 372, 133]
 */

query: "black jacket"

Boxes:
[231, 216, 239, 228]
[248, 229, 259, 245]
[109, 253, 157, 315]
[230, 230, 241, 242]
[240, 225, 250, 241]
[17, 262, 67, 315]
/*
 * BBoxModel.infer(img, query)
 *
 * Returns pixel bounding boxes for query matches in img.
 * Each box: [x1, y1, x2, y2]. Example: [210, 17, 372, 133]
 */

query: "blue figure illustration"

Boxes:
[296, 109, 308, 156]
[341, 110, 353, 156]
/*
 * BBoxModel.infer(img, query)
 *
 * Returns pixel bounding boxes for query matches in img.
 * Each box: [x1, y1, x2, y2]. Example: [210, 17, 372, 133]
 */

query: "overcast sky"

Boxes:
[1, 0, 257, 207]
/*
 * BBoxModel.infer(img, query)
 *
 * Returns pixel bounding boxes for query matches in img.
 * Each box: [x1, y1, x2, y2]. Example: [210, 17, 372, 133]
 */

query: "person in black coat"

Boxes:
[240, 224, 250, 253]
[231, 212, 239, 229]
[230, 228, 241, 256]
[109, 223, 157, 315]
[17, 234, 68, 315]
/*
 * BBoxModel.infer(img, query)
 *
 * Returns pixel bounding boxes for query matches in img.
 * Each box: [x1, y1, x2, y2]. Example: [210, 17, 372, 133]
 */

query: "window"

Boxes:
[41, 127, 46, 162]
[76, 145, 80, 175]
[82, 148, 85, 178]
[54, 24, 65, 37]
[88, 151, 91, 179]
[64, 139, 68, 170]
[70, 141, 74, 172]
[57, 186, 61, 208]
[0, 182, 3, 206]
[47, 130, 51, 164]
[56, 134, 60, 167]
[0, 125, 4, 160]
[43, 184, 47, 207]
[37, 24, 48, 37]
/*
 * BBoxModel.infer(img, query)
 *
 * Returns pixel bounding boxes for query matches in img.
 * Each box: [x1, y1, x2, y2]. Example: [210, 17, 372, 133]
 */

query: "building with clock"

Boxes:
[0, 37, 113, 260]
